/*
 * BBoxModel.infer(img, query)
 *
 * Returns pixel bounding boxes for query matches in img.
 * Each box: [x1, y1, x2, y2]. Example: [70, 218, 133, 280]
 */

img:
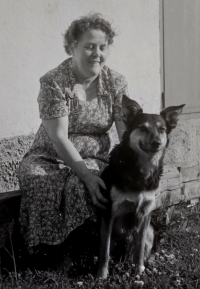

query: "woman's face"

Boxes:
[72, 29, 110, 81]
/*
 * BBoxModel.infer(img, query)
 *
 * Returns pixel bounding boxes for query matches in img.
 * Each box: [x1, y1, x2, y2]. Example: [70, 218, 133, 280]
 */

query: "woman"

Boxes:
[18, 13, 129, 267]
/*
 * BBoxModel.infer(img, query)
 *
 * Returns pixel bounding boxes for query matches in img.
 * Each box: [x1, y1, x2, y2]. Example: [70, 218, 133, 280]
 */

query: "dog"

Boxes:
[96, 95, 185, 279]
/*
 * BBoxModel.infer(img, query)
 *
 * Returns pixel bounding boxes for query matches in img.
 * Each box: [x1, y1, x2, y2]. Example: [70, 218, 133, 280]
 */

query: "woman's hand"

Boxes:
[83, 173, 108, 210]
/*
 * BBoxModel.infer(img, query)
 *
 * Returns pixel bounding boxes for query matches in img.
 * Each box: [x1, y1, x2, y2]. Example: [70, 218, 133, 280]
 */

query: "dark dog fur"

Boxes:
[97, 95, 185, 279]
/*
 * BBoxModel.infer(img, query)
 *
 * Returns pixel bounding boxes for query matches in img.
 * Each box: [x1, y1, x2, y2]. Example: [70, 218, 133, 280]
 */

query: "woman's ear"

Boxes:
[69, 42, 76, 56]
[122, 95, 143, 124]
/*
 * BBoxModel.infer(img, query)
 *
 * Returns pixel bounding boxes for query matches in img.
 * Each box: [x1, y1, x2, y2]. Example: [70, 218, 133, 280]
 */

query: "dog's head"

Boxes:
[122, 95, 185, 155]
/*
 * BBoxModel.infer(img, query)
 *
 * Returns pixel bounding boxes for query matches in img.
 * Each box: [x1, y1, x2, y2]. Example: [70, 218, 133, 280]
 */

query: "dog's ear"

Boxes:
[160, 104, 185, 131]
[122, 95, 143, 124]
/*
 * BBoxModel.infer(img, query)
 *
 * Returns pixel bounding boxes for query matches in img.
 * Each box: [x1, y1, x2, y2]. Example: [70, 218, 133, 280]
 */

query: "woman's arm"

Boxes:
[42, 115, 107, 209]
[43, 116, 89, 180]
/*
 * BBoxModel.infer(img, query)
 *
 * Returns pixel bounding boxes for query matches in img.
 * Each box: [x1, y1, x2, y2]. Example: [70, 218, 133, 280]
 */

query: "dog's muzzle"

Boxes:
[139, 139, 162, 155]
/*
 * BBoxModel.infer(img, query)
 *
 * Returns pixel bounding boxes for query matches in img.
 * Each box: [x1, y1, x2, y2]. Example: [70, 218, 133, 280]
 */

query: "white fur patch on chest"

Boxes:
[110, 186, 156, 218]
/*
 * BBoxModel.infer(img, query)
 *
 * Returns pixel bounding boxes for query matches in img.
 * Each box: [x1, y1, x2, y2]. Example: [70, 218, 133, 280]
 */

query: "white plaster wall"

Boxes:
[0, 0, 161, 139]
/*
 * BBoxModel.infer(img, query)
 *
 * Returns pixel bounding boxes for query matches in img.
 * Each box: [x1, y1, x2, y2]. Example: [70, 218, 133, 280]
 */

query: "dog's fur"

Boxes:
[97, 95, 185, 279]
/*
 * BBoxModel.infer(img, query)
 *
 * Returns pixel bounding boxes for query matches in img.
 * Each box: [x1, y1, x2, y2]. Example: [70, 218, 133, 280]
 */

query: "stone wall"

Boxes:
[164, 118, 200, 166]
[0, 134, 35, 192]
[0, 118, 200, 209]
[157, 118, 200, 207]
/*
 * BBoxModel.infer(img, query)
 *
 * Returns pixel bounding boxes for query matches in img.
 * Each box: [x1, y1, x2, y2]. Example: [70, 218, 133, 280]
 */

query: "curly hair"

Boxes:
[63, 13, 116, 55]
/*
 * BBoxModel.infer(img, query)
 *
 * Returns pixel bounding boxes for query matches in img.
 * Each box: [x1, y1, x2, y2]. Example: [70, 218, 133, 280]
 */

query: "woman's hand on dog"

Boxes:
[83, 173, 108, 209]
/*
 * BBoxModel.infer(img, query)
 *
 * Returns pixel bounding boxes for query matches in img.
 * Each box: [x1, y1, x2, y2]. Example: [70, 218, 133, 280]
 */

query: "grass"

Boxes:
[1, 201, 200, 289]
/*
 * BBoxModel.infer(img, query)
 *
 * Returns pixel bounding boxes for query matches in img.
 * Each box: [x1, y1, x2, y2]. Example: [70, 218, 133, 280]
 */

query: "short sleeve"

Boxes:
[113, 76, 129, 122]
[37, 79, 69, 119]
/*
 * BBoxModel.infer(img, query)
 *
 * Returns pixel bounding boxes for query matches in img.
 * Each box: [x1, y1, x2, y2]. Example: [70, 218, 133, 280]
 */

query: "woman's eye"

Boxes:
[85, 45, 93, 50]
[100, 45, 108, 51]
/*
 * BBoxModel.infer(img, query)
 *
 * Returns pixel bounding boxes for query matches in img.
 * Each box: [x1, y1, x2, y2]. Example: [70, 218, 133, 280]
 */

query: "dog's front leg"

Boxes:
[134, 214, 151, 275]
[96, 213, 113, 279]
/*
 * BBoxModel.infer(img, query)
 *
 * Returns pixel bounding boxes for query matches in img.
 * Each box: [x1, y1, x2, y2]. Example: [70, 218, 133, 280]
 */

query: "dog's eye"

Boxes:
[159, 127, 166, 132]
[139, 127, 148, 132]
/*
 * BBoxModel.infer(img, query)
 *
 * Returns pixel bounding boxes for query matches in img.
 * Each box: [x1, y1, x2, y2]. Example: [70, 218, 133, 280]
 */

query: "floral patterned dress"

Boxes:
[18, 57, 128, 249]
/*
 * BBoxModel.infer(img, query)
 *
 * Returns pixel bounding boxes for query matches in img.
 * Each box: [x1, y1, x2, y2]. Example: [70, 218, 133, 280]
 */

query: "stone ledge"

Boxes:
[0, 118, 200, 207]
[156, 163, 200, 208]
[1, 162, 200, 211]
[0, 190, 21, 202]
[156, 180, 200, 209]
[179, 162, 200, 182]
[163, 118, 200, 166]
[0, 134, 35, 192]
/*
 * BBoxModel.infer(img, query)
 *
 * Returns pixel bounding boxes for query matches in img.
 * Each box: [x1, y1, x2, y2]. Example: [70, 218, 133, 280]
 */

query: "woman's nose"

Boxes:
[93, 46, 101, 57]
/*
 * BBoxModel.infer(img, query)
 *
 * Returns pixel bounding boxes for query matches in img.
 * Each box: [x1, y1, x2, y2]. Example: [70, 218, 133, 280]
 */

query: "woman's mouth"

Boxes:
[89, 60, 100, 65]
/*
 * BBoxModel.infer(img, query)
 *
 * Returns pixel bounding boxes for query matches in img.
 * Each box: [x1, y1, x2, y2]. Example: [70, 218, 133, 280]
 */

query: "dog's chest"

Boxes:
[110, 186, 155, 218]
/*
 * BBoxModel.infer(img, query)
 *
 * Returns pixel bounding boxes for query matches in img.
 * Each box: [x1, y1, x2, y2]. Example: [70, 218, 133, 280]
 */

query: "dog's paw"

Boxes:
[96, 268, 108, 280]
[136, 265, 145, 275]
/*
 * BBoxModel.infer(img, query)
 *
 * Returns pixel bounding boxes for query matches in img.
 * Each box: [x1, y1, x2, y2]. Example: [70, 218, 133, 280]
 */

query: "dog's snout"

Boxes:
[151, 139, 161, 149]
